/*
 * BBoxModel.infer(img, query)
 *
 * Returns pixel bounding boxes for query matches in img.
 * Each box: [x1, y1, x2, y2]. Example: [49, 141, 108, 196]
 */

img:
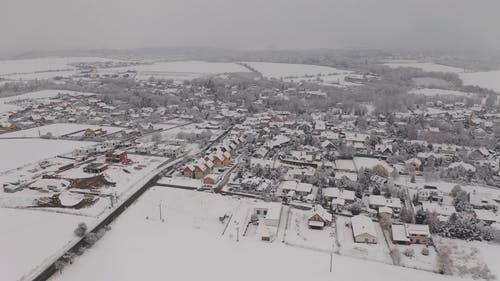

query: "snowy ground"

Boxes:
[0, 57, 118, 77]
[244, 61, 351, 78]
[49, 187, 469, 281]
[384, 60, 464, 74]
[409, 88, 474, 97]
[0, 138, 94, 172]
[0, 207, 93, 281]
[283, 208, 336, 252]
[434, 237, 497, 280]
[0, 89, 97, 113]
[385, 59, 500, 93]
[0, 123, 124, 138]
[460, 70, 500, 93]
[335, 215, 393, 264]
[99, 60, 250, 81]
[394, 175, 500, 200]
[243, 61, 357, 87]
[143, 122, 223, 142]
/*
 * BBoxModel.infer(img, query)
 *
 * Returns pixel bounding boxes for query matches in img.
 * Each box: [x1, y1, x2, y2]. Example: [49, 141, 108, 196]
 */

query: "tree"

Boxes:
[450, 185, 463, 197]
[349, 201, 363, 215]
[453, 190, 472, 212]
[372, 164, 389, 178]
[379, 214, 392, 230]
[436, 246, 454, 275]
[390, 248, 402, 266]
[151, 132, 162, 143]
[400, 206, 414, 223]
[415, 209, 427, 224]
[424, 211, 443, 234]
[390, 168, 399, 180]
[74, 222, 88, 237]
[54, 260, 66, 274]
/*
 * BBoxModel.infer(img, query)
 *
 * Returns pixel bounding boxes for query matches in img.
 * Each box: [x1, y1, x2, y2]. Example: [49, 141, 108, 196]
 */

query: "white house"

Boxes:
[253, 202, 282, 227]
[351, 214, 377, 244]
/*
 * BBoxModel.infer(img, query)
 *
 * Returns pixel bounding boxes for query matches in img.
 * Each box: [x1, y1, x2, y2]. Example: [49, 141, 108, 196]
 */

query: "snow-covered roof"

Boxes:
[296, 183, 313, 193]
[421, 202, 456, 217]
[405, 224, 430, 237]
[474, 209, 499, 222]
[351, 214, 377, 238]
[279, 180, 298, 191]
[391, 224, 409, 242]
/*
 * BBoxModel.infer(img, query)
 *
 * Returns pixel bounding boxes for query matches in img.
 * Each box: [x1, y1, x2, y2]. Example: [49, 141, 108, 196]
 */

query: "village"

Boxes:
[0, 56, 500, 281]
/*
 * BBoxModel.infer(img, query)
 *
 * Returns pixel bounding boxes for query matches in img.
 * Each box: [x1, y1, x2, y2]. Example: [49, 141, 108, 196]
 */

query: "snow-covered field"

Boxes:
[284, 208, 335, 252]
[0, 207, 93, 281]
[99, 60, 250, 81]
[409, 88, 473, 97]
[243, 61, 358, 87]
[244, 61, 351, 78]
[0, 139, 94, 172]
[460, 70, 500, 93]
[385, 60, 500, 93]
[0, 123, 123, 138]
[0, 56, 118, 78]
[385, 60, 464, 74]
[49, 187, 467, 281]
[0, 89, 97, 113]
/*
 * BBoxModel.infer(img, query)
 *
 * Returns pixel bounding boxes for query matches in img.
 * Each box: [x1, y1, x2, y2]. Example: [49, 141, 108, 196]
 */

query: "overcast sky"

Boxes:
[1, 0, 500, 53]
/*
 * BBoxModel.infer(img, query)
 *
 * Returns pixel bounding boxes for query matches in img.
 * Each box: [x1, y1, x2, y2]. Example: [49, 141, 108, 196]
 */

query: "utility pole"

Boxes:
[159, 201, 163, 221]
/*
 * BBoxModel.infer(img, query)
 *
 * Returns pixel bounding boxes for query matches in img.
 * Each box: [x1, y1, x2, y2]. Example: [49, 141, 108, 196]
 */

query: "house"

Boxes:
[474, 209, 499, 225]
[351, 214, 377, 244]
[417, 185, 444, 202]
[391, 223, 431, 245]
[296, 182, 313, 197]
[83, 163, 108, 173]
[105, 150, 129, 163]
[323, 187, 355, 204]
[469, 147, 491, 160]
[83, 128, 107, 137]
[183, 164, 195, 178]
[203, 174, 219, 185]
[158, 144, 184, 158]
[405, 224, 431, 244]
[331, 198, 346, 211]
[253, 202, 282, 227]
[279, 180, 298, 195]
[136, 142, 156, 154]
[375, 144, 393, 155]
[193, 162, 208, 179]
[421, 202, 456, 218]
[391, 224, 410, 245]
[308, 205, 333, 229]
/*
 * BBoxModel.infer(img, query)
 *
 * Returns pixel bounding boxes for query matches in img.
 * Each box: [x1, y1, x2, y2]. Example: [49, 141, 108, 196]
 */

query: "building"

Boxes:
[84, 128, 107, 137]
[136, 142, 156, 154]
[105, 150, 129, 163]
[351, 214, 377, 244]
[405, 224, 431, 244]
[417, 185, 444, 202]
[308, 205, 333, 229]
[203, 174, 219, 185]
[253, 202, 282, 227]
[323, 187, 355, 204]
[83, 163, 108, 173]
[392, 223, 431, 245]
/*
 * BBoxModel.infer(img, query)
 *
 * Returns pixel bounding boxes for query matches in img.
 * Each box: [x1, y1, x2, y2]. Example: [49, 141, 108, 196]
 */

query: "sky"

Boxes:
[1, 0, 500, 54]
